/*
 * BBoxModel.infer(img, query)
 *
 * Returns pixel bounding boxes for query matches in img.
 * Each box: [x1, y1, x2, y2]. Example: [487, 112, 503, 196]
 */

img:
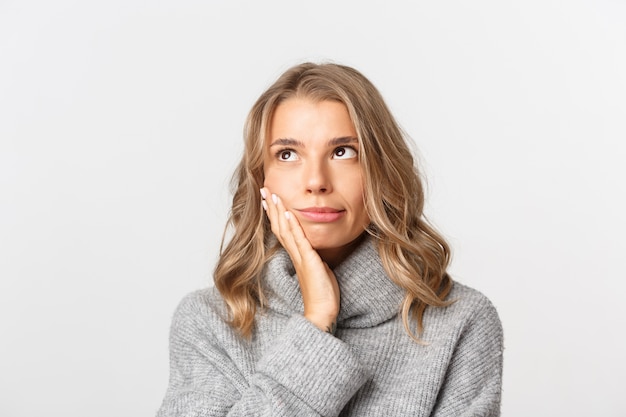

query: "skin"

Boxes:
[261, 97, 370, 332]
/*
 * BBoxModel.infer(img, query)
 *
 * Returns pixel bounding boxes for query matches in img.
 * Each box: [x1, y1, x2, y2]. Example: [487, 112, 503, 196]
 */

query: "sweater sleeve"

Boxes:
[431, 298, 504, 417]
[156, 293, 369, 417]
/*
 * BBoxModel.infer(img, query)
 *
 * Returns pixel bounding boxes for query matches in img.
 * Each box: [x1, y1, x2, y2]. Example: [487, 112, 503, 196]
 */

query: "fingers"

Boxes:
[261, 187, 302, 262]
[261, 187, 280, 238]
[285, 207, 314, 256]
[261, 187, 340, 332]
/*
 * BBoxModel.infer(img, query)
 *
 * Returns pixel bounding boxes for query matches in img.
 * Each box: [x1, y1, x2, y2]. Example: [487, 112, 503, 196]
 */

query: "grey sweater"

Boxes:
[157, 237, 503, 416]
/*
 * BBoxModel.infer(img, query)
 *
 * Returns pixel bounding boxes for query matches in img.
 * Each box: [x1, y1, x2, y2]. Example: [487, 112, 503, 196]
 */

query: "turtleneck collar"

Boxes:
[261, 236, 406, 329]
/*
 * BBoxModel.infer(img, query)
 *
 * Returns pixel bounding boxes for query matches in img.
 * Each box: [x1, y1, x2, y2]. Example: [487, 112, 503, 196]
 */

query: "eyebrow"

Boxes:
[269, 136, 358, 148]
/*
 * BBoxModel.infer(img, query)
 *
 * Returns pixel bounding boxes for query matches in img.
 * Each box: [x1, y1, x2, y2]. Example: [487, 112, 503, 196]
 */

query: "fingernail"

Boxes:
[260, 188, 267, 199]
[262, 201, 268, 211]
[284, 211, 291, 220]
[272, 194, 278, 204]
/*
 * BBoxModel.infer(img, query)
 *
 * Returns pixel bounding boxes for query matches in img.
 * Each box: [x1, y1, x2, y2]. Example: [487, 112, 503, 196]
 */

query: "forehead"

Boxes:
[268, 98, 357, 144]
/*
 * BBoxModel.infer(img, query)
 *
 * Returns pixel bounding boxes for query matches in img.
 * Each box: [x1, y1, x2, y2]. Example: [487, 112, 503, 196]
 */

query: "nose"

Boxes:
[304, 160, 331, 194]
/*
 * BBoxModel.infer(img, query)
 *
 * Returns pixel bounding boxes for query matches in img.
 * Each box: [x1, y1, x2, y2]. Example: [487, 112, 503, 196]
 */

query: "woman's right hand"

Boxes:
[261, 187, 340, 334]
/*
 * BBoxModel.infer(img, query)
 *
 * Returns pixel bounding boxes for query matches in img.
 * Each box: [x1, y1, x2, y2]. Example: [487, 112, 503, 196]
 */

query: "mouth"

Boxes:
[296, 207, 346, 223]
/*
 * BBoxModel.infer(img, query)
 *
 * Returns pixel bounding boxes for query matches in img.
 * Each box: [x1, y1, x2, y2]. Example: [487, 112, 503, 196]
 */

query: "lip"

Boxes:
[296, 207, 346, 223]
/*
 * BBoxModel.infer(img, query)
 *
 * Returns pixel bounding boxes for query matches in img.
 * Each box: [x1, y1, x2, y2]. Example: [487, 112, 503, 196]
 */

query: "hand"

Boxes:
[261, 187, 340, 334]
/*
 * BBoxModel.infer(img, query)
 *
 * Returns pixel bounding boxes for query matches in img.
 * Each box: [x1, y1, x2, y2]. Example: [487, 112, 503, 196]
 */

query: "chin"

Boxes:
[306, 237, 340, 251]
[303, 228, 364, 252]
[303, 233, 340, 250]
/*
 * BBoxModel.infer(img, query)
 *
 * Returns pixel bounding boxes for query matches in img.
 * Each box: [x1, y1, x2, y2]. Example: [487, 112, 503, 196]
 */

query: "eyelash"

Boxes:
[333, 146, 358, 159]
[275, 148, 297, 161]
[274, 146, 358, 161]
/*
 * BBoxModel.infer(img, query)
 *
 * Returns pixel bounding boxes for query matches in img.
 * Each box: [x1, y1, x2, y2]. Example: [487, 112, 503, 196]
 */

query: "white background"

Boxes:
[1, 0, 625, 416]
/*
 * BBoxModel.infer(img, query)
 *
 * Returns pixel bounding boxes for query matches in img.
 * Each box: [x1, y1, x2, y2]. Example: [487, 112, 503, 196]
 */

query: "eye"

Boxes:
[332, 146, 358, 159]
[277, 149, 299, 161]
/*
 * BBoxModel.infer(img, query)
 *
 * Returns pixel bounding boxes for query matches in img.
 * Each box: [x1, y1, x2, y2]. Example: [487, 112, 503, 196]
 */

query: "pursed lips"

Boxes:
[296, 207, 346, 222]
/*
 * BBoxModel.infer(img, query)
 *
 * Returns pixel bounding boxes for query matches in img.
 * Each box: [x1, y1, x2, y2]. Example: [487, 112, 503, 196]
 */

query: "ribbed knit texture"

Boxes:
[157, 237, 503, 416]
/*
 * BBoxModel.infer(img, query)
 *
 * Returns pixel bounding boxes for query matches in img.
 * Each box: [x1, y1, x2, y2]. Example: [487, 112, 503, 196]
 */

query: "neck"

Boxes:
[262, 234, 406, 329]
[317, 233, 368, 268]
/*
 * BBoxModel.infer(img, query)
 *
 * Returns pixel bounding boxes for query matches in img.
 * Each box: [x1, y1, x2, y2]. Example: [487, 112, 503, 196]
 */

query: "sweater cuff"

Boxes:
[256, 315, 369, 415]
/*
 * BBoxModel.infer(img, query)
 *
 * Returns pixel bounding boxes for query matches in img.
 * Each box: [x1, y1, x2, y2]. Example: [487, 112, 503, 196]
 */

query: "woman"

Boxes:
[157, 62, 503, 416]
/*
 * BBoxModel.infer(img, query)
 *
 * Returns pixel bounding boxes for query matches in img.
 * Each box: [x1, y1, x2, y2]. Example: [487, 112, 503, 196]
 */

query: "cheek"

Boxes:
[354, 195, 369, 222]
[263, 168, 289, 193]
[342, 174, 365, 204]
[351, 183, 369, 223]
[341, 183, 367, 218]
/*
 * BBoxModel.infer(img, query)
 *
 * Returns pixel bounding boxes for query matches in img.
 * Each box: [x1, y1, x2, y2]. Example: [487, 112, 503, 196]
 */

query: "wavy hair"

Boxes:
[214, 62, 453, 340]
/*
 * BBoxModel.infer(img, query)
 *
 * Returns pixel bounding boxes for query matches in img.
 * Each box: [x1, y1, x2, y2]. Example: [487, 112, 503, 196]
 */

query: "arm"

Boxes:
[156, 295, 369, 417]
[158, 187, 362, 416]
[431, 300, 504, 417]
[261, 188, 341, 334]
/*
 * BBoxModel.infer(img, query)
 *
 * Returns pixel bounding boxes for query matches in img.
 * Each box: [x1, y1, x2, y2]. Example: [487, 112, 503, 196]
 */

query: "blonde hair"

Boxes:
[214, 62, 452, 340]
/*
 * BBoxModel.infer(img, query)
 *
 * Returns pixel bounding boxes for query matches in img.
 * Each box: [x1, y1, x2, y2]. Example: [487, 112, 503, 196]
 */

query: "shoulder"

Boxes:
[174, 286, 226, 316]
[169, 287, 233, 339]
[424, 280, 503, 342]
[427, 282, 504, 415]
[448, 281, 501, 323]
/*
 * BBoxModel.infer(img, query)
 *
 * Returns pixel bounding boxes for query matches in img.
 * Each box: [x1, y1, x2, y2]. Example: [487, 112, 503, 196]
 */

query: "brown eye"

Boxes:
[333, 146, 357, 159]
[277, 149, 298, 161]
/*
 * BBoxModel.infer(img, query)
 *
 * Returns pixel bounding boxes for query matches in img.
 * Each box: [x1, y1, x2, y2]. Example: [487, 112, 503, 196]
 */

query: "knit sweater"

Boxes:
[157, 237, 503, 416]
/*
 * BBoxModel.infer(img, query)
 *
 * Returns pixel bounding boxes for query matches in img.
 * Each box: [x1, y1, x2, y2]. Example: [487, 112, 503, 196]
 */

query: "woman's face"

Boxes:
[263, 97, 370, 265]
